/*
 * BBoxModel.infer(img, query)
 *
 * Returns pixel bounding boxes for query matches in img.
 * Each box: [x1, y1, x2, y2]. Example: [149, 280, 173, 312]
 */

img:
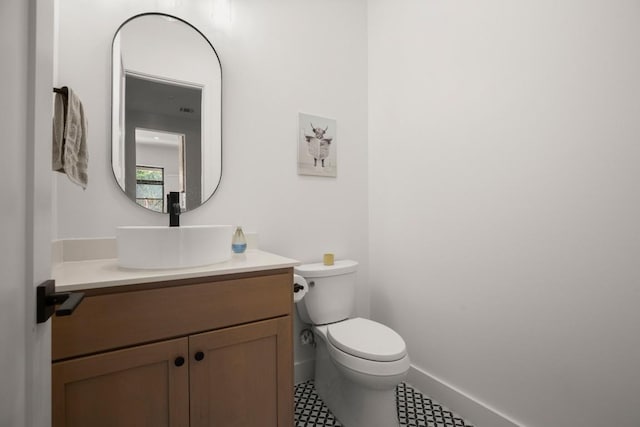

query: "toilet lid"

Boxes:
[327, 318, 407, 362]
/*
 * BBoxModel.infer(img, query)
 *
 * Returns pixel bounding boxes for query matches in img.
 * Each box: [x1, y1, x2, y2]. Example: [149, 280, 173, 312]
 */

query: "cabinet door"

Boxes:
[189, 317, 293, 427]
[52, 337, 189, 427]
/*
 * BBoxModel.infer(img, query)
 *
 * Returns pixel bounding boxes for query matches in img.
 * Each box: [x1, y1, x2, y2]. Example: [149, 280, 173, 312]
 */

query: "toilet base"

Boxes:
[314, 336, 402, 427]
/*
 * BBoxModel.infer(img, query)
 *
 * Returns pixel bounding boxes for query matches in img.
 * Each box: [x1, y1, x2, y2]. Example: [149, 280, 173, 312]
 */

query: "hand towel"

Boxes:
[52, 90, 66, 172]
[52, 87, 88, 189]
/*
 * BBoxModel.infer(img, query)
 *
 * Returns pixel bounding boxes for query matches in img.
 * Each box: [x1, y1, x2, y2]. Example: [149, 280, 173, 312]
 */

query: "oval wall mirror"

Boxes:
[111, 13, 222, 213]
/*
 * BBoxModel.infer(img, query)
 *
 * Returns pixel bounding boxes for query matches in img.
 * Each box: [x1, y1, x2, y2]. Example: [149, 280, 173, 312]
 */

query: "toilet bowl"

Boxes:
[314, 319, 410, 427]
[294, 261, 410, 427]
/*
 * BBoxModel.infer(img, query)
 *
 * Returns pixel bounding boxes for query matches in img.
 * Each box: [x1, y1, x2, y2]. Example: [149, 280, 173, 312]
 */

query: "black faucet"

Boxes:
[167, 192, 181, 227]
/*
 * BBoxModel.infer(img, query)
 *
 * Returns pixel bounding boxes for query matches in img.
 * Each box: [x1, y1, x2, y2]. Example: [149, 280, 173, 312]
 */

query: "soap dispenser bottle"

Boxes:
[232, 226, 247, 254]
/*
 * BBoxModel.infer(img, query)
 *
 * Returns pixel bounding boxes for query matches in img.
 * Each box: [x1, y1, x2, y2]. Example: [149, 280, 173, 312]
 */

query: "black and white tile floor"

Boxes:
[294, 380, 474, 427]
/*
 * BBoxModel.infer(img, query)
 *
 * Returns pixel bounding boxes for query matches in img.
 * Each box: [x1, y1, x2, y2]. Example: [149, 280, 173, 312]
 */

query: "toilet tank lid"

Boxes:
[327, 318, 407, 362]
[294, 260, 358, 277]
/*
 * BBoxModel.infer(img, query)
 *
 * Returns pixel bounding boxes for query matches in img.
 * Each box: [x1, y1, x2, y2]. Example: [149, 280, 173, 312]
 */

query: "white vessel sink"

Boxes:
[116, 225, 233, 269]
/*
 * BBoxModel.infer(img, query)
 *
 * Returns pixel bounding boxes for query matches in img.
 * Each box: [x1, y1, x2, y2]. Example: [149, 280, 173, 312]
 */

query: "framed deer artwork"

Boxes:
[297, 113, 337, 177]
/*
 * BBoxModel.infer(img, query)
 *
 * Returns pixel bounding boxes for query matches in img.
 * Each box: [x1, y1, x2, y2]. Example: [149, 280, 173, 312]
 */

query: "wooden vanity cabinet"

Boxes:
[52, 337, 190, 427]
[189, 317, 291, 427]
[52, 269, 293, 427]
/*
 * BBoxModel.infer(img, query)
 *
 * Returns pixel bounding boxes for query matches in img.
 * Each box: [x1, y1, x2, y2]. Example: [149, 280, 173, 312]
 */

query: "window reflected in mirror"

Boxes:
[135, 166, 164, 212]
[134, 128, 186, 213]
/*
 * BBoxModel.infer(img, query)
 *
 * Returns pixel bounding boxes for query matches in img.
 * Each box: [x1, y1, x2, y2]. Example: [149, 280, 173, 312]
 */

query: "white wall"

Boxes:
[55, 0, 368, 368]
[368, 1, 640, 426]
[1, 1, 30, 424]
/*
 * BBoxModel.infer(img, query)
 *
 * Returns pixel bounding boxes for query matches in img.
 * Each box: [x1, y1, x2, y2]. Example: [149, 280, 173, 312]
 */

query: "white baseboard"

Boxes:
[294, 359, 314, 385]
[408, 365, 523, 427]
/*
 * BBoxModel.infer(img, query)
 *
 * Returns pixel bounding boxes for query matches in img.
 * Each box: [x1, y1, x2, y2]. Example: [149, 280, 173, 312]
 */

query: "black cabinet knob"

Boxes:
[194, 351, 205, 361]
[174, 356, 185, 367]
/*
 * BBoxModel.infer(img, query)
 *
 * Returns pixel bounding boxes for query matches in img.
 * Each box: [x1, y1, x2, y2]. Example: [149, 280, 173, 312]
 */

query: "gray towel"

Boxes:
[52, 87, 88, 189]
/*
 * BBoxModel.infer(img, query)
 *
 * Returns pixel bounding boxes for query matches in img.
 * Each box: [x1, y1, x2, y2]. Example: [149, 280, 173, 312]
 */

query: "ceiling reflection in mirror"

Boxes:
[111, 13, 221, 213]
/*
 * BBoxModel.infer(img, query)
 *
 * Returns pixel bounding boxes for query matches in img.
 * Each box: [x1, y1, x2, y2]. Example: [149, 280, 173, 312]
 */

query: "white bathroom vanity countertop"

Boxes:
[53, 250, 300, 292]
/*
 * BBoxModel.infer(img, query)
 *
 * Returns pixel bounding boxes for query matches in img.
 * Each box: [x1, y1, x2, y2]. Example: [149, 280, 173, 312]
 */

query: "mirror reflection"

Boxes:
[135, 129, 185, 212]
[112, 13, 222, 213]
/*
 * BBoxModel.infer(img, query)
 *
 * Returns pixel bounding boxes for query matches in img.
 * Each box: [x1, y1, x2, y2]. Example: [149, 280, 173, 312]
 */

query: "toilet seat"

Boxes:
[327, 318, 407, 362]
[313, 318, 410, 378]
[327, 340, 411, 377]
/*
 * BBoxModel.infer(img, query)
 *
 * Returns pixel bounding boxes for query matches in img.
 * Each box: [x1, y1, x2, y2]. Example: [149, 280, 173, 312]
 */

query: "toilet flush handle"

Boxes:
[293, 281, 314, 292]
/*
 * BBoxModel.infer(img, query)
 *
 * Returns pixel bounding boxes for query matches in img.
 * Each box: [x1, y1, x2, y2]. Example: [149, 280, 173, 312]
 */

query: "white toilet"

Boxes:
[294, 260, 410, 427]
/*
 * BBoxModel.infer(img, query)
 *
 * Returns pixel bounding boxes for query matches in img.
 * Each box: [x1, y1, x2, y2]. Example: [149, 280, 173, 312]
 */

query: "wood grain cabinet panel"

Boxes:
[53, 271, 292, 361]
[52, 338, 189, 427]
[51, 269, 294, 427]
[189, 317, 293, 427]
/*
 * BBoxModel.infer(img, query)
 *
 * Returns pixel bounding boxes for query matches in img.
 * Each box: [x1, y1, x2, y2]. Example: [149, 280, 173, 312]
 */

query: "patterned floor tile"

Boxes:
[294, 380, 474, 427]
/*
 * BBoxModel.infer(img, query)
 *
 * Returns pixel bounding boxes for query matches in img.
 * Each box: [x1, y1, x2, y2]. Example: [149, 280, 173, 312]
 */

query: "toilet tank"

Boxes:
[294, 260, 358, 325]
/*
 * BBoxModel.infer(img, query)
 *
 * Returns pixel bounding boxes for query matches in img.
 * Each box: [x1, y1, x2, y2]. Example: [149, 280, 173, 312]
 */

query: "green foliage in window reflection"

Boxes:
[136, 168, 163, 182]
[135, 166, 164, 213]
[136, 184, 163, 199]
[136, 198, 163, 212]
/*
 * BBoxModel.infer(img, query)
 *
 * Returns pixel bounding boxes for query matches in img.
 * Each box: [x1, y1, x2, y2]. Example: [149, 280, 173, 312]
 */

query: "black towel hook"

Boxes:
[53, 86, 68, 96]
